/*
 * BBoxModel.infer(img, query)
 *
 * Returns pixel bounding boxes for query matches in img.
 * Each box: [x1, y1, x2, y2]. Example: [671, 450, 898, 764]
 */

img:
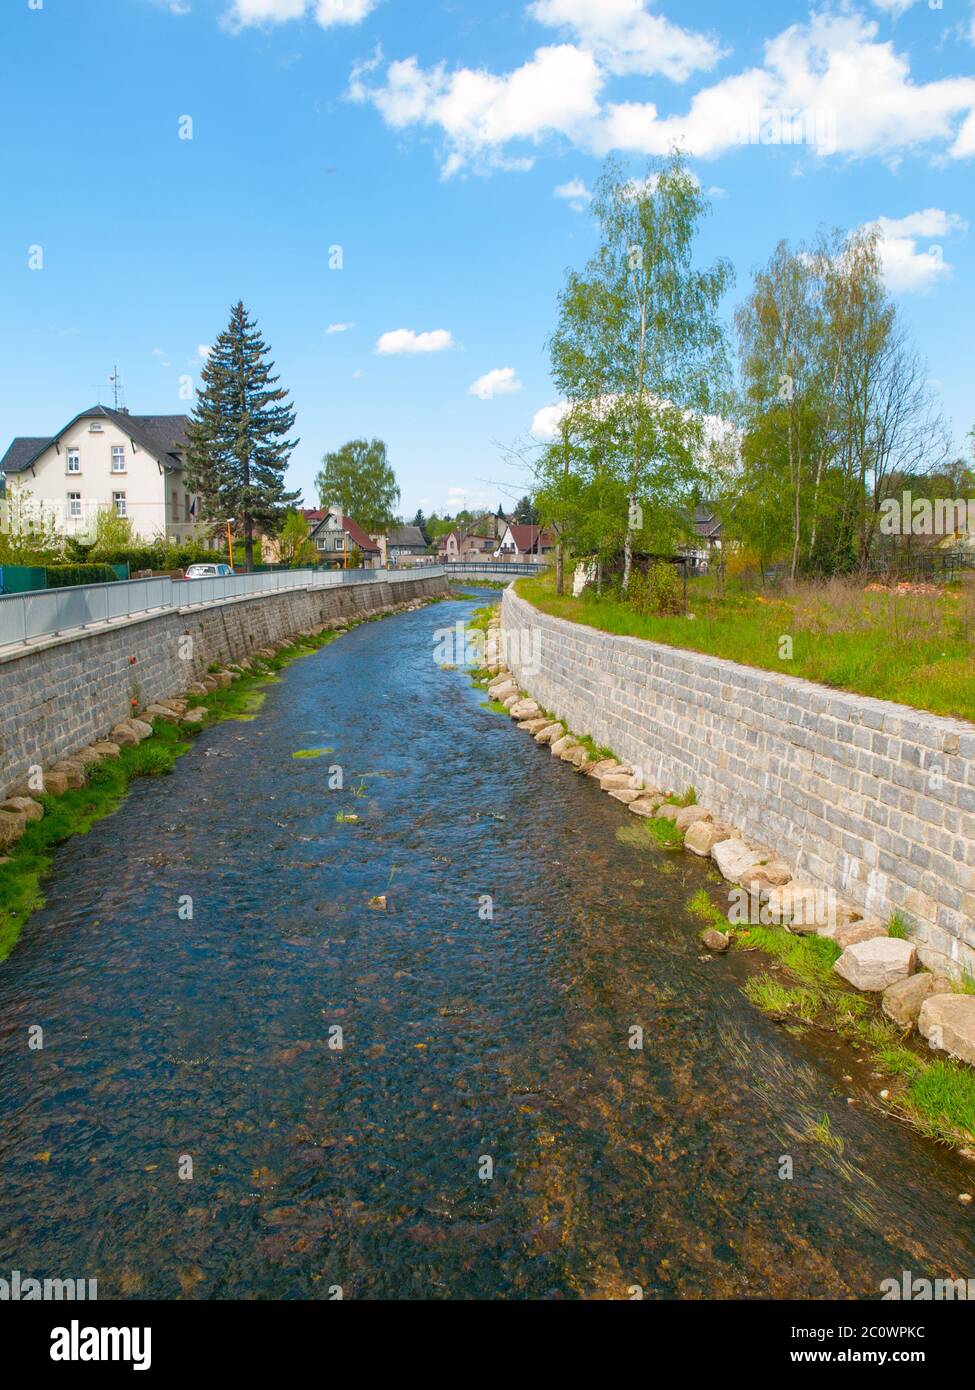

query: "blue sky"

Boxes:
[2, 0, 974, 519]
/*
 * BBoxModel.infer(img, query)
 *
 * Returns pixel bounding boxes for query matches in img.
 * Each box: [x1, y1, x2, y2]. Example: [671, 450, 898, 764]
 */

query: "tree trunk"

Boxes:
[244, 521, 254, 573]
[622, 508, 633, 593]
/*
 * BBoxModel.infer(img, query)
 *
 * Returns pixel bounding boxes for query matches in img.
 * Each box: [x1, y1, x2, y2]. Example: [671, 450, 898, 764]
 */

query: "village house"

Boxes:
[0, 404, 198, 543]
[307, 508, 381, 568]
[375, 524, 429, 566]
[495, 523, 556, 563]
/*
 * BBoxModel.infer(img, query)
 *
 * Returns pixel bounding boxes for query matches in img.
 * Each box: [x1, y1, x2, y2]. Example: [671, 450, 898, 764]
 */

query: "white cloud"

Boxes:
[864, 208, 968, 292]
[197, 343, 212, 359]
[375, 328, 455, 354]
[353, 10, 975, 172]
[351, 44, 604, 176]
[469, 367, 523, 399]
[554, 177, 592, 210]
[326, 321, 355, 333]
[870, 0, 921, 14]
[528, 0, 725, 82]
[152, 347, 166, 357]
[531, 400, 571, 439]
[223, 0, 375, 31]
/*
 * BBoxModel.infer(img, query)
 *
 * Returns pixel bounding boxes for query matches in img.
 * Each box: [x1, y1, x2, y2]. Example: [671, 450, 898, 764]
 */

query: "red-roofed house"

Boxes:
[495, 523, 555, 563]
[308, 508, 382, 568]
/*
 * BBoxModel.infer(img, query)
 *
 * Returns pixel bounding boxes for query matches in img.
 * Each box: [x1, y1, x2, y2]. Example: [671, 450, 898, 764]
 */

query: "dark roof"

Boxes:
[308, 509, 380, 553]
[1, 405, 189, 475]
[0, 437, 51, 473]
[387, 525, 426, 548]
[693, 504, 722, 540]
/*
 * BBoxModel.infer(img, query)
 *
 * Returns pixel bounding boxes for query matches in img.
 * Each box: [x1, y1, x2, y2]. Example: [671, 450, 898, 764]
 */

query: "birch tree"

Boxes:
[548, 154, 733, 591]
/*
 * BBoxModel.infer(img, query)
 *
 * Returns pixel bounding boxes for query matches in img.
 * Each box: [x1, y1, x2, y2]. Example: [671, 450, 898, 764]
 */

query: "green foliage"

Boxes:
[887, 911, 910, 939]
[546, 152, 733, 582]
[88, 507, 136, 557]
[184, 300, 300, 569]
[44, 563, 120, 588]
[628, 561, 683, 616]
[730, 229, 948, 579]
[276, 508, 317, 566]
[315, 438, 399, 533]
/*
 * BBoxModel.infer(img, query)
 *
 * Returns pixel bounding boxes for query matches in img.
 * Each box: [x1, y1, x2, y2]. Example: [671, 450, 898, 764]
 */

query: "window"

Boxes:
[112, 491, 127, 518]
[184, 494, 192, 522]
[67, 448, 80, 473]
[172, 490, 178, 519]
[111, 446, 125, 473]
[67, 492, 81, 518]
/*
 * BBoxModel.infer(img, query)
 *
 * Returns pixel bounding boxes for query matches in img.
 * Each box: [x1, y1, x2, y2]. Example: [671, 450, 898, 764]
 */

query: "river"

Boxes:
[0, 589, 972, 1299]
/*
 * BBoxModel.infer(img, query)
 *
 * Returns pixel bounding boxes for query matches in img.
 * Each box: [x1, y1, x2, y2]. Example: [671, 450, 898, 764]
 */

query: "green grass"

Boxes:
[732, 920, 975, 1147]
[807, 1113, 845, 1155]
[515, 571, 975, 723]
[0, 723, 190, 961]
[744, 974, 820, 1022]
[645, 816, 685, 848]
[887, 911, 910, 939]
[738, 923, 842, 987]
[481, 699, 509, 716]
[574, 732, 616, 762]
[901, 1062, 975, 1143]
[292, 748, 332, 759]
[686, 888, 732, 934]
[662, 786, 697, 807]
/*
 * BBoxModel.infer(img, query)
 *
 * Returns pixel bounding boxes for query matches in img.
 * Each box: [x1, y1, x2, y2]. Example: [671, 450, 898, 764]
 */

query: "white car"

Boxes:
[184, 563, 235, 578]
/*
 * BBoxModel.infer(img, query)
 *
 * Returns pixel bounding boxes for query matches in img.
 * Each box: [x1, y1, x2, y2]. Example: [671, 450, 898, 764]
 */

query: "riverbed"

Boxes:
[0, 590, 972, 1298]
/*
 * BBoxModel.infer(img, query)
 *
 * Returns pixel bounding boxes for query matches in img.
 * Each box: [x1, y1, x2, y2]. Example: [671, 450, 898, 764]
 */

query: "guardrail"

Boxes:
[0, 565, 446, 651]
[440, 562, 548, 577]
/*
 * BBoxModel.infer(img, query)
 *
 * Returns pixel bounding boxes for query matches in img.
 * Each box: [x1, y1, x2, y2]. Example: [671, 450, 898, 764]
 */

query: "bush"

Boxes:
[627, 561, 683, 616]
[44, 563, 120, 588]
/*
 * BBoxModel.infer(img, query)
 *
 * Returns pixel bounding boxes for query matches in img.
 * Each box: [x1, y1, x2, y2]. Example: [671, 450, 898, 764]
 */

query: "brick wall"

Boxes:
[0, 575, 446, 802]
[503, 587, 975, 975]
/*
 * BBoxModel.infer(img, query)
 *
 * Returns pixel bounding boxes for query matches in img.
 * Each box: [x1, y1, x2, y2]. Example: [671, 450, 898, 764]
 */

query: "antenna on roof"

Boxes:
[106, 365, 124, 411]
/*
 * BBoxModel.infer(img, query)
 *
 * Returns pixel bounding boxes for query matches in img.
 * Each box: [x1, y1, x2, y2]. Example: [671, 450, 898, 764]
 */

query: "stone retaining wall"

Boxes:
[502, 586, 975, 975]
[0, 575, 446, 800]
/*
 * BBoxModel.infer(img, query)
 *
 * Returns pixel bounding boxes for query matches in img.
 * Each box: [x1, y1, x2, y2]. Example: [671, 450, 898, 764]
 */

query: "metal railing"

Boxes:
[440, 561, 548, 577]
[0, 566, 445, 651]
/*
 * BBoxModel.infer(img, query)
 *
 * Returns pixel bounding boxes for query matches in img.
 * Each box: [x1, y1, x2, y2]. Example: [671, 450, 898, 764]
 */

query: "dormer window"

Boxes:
[67, 448, 80, 473]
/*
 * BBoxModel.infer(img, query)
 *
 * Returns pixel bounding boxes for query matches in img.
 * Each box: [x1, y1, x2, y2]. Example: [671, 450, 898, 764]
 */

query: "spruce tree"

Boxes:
[185, 301, 300, 571]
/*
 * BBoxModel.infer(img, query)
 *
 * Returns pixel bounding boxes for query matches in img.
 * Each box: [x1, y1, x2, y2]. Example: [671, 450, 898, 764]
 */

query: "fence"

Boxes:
[440, 561, 548, 577]
[0, 566, 445, 650]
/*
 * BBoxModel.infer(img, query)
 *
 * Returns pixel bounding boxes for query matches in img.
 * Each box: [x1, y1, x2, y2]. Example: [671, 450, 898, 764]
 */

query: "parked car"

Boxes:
[184, 563, 235, 578]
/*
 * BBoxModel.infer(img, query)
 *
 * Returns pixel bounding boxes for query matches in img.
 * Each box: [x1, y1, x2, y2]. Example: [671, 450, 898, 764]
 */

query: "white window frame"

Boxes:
[66, 448, 80, 474]
[67, 491, 82, 519]
[111, 445, 126, 473]
[112, 491, 127, 518]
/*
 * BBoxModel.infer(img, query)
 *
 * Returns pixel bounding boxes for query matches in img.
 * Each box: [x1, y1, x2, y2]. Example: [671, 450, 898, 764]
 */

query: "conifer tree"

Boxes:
[185, 301, 300, 571]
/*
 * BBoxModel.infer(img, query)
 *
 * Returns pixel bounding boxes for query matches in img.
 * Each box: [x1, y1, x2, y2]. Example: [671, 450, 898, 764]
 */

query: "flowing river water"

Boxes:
[0, 589, 973, 1300]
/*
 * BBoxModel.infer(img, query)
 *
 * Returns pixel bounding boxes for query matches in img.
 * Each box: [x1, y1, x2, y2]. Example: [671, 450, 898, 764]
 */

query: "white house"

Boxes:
[495, 523, 555, 563]
[0, 404, 199, 543]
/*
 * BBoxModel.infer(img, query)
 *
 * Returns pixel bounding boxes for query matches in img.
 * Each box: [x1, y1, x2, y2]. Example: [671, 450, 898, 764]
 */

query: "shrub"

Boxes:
[648, 561, 683, 615]
[44, 563, 119, 588]
[626, 562, 683, 616]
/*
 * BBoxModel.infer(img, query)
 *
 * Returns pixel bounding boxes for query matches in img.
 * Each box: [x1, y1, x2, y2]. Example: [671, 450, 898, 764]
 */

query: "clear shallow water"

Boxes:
[0, 590, 973, 1299]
